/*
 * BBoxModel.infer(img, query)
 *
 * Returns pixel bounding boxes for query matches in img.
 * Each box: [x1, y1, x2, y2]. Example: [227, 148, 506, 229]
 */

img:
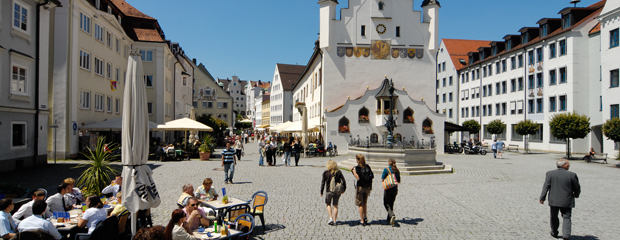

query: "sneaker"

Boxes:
[364, 217, 368, 224]
[390, 216, 396, 226]
[224, 181, 229, 184]
[229, 180, 234, 184]
[328, 219, 334, 225]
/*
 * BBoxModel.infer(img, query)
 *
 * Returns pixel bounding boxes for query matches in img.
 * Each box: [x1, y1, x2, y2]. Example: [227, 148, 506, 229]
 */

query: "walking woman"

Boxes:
[293, 137, 302, 166]
[233, 135, 244, 161]
[163, 209, 194, 240]
[382, 158, 401, 226]
[258, 137, 265, 166]
[350, 154, 373, 226]
[283, 138, 293, 167]
[320, 160, 346, 226]
[265, 140, 274, 166]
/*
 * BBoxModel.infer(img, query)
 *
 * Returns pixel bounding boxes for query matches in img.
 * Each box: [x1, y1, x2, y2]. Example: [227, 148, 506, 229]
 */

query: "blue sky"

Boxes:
[128, 0, 600, 83]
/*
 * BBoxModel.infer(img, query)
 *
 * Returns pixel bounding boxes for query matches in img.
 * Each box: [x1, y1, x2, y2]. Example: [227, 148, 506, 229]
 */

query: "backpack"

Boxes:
[358, 165, 374, 187]
[329, 172, 345, 194]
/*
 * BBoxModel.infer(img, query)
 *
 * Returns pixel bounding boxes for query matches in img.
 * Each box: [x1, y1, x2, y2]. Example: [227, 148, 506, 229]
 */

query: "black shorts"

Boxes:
[325, 192, 341, 206]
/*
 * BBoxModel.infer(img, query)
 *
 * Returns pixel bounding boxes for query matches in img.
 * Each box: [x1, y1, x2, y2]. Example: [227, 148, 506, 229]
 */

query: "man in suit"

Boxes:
[540, 159, 581, 239]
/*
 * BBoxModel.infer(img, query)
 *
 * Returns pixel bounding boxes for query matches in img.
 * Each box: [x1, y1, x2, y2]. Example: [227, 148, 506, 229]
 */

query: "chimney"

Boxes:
[193, 58, 196, 64]
[258, 80, 262, 85]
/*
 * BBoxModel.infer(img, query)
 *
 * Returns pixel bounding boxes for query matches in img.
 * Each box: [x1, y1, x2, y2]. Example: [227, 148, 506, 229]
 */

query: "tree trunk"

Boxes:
[565, 138, 571, 159]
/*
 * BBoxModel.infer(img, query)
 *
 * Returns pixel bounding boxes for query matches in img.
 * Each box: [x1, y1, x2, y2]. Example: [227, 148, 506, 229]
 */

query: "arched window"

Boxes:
[403, 108, 414, 123]
[422, 118, 433, 134]
[358, 107, 369, 123]
[370, 133, 378, 143]
[394, 133, 402, 142]
[338, 117, 350, 133]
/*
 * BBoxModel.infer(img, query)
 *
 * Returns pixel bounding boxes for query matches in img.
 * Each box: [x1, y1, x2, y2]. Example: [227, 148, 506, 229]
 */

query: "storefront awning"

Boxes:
[445, 121, 471, 132]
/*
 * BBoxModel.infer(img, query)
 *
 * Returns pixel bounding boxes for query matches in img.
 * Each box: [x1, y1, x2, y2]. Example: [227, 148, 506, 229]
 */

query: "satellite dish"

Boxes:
[570, 0, 580, 7]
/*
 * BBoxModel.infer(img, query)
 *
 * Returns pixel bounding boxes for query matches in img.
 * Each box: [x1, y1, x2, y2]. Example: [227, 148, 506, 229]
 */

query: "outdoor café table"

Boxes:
[192, 226, 241, 240]
[54, 209, 82, 233]
[202, 197, 249, 213]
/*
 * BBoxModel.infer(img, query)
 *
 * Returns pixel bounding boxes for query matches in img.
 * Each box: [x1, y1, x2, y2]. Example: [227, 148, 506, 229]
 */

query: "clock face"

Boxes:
[376, 24, 386, 34]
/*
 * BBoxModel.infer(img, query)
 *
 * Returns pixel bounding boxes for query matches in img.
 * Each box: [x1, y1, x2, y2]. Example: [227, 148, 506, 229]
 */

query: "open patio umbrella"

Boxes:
[153, 118, 214, 131]
[121, 51, 161, 236]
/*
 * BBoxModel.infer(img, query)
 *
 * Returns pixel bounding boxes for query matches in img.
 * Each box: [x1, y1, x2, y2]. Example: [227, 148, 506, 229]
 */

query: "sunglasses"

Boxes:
[190, 204, 198, 207]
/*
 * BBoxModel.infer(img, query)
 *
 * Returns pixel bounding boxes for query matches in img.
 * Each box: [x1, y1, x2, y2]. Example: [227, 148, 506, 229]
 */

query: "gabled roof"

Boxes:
[109, 0, 155, 20]
[276, 64, 307, 91]
[249, 81, 271, 89]
[442, 39, 492, 71]
[217, 78, 250, 92]
[589, 22, 601, 34]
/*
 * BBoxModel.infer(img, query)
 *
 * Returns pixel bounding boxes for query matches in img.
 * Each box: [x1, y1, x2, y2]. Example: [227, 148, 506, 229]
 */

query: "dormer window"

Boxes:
[562, 14, 570, 29]
[541, 24, 548, 37]
[469, 57, 474, 65]
[492, 46, 497, 56]
[522, 32, 529, 44]
[507, 40, 512, 50]
[480, 51, 485, 59]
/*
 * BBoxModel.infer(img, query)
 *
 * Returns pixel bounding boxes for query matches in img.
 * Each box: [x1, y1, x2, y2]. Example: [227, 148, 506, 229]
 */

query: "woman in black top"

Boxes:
[320, 160, 346, 226]
[382, 158, 401, 226]
[283, 138, 293, 167]
[292, 137, 303, 166]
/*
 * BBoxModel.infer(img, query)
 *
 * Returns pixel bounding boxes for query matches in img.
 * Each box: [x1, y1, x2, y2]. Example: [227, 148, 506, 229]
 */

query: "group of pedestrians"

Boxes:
[319, 154, 401, 227]
[256, 136, 302, 167]
[491, 138, 505, 158]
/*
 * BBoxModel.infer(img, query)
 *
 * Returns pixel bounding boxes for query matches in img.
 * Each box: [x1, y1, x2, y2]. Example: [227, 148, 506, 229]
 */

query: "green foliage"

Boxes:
[602, 118, 620, 160]
[549, 112, 591, 140]
[515, 119, 540, 136]
[236, 114, 243, 121]
[199, 134, 215, 153]
[486, 119, 506, 135]
[462, 120, 481, 133]
[196, 114, 228, 140]
[74, 137, 119, 197]
[234, 122, 252, 129]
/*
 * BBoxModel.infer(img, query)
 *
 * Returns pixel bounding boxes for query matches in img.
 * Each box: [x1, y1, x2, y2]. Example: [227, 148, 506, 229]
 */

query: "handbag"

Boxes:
[382, 167, 398, 190]
[330, 173, 345, 194]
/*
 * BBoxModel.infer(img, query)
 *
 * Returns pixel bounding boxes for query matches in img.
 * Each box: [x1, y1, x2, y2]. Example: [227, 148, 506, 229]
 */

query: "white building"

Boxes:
[245, 80, 269, 127]
[292, 0, 442, 153]
[1, 0, 60, 171]
[191, 60, 234, 128]
[598, 0, 620, 153]
[269, 63, 305, 127]
[218, 76, 248, 117]
[170, 43, 193, 120]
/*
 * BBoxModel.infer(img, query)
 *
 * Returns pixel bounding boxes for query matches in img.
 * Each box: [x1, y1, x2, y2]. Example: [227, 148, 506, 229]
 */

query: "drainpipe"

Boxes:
[523, 48, 528, 152]
[479, 61, 484, 141]
[35, 0, 51, 166]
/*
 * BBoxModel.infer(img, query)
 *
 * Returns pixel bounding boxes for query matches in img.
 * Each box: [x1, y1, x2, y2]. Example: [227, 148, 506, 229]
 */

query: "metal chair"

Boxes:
[166, 148, 176, 161]
[247, 191, 268, 231]
[233, 214, 255, 239]
[222, 204, 250, 222]
[75, 215, 118, 240]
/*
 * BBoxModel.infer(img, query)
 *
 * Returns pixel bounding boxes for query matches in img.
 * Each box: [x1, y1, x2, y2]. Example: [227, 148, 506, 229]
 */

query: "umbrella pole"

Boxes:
[185, 131, 188, 160]
[131, 212, 137, 237]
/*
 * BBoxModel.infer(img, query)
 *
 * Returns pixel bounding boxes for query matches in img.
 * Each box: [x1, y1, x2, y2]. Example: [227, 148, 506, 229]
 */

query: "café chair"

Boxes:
[233, 214, 254, 238]
[117, 210, 130, 233]
[222, 204, 250, 222]
[247, 191, 268, 231]
[75, 215, 119, 240]
[9, 230, 55, 240]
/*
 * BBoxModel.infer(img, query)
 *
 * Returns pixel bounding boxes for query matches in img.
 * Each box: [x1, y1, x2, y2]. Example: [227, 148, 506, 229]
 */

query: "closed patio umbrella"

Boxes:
[121, 51, 161, 236]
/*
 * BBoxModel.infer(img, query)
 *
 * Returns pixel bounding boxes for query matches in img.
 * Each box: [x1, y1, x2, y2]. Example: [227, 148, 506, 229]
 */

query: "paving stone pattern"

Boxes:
[2, 144, 620, 239]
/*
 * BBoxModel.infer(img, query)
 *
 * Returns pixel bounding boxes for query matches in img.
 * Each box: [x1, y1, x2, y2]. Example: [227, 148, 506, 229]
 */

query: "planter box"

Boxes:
[199, 152, 212, 161]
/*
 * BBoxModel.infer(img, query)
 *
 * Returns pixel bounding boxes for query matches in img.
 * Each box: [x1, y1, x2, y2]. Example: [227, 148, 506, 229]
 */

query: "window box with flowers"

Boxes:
[376, 109, 399, 115]
[339, 125, 350, 133]
[403, 115, 415, 123]
[423, 126, 434, 134]
[359, 115, 369, 123]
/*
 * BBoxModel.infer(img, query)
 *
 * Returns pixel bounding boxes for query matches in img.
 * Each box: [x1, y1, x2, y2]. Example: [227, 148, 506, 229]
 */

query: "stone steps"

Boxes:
[338, 160, 453, 175]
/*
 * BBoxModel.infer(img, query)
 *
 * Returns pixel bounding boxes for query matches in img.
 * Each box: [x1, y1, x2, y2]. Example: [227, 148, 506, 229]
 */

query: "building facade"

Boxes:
[245, 80, 269, 127]
[1, 0, 60, 171]
[191, 61, 234, 127]
[269, 63, 305, 127]
[171, 43, 193, 120]
[261, 95, 270, 127]
[218, 76, 247, 117]
[598, 1, 620, 153]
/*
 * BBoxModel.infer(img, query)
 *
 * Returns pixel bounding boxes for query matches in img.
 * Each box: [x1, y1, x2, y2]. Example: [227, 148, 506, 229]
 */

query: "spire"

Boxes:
[421, 0, 441, 8]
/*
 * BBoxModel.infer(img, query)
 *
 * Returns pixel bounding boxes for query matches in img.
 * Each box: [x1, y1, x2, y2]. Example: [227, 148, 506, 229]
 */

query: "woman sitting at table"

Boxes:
[194, 178, 218, 202]
[163, 209, 193, 240]
[77, 195, 107, 234]
[110, 192, 127, 216]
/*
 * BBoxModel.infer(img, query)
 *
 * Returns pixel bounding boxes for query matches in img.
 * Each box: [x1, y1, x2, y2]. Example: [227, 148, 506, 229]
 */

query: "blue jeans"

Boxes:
[259, 152, 264, 166]
[284, 151, 292, 166]
[224, 163, 235, 182]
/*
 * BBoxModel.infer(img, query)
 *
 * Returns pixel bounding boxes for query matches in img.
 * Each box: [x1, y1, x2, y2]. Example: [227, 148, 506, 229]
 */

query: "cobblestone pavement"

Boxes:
[2, 144, 620, 239]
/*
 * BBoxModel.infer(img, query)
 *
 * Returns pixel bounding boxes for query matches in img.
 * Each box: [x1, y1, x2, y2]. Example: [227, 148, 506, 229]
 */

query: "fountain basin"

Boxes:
[338, 146, 452, 175]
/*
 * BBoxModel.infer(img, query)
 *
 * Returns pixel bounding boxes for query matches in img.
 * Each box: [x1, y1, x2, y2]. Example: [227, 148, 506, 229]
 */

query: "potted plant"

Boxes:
[376, 109, 382, 115]
[339, 125, 349, 133]
[74, 137, 119, 196]
[359, 115, 369, 123]
[404, 115, 414, 123]
[423, 126, 434, 134]
[199, 134, 215, 160]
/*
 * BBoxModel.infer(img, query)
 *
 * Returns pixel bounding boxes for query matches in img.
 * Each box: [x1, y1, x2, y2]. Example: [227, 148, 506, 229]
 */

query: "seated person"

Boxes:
[155, 144, 165, 161]
[63, 178, 85, 206]
[12, 190, 51, 224]
[194, 178, 218, 202]
[46, 183, 72, 213]
[177, 184, 201, 208]
[163, 209, 194, 240]
[0, 198, 16, 240]
[77, 195, 107, 234]
[326, 142, 333, 151]
[17, 200, 62, 240]
[102, 174, 122, 199]
[182, 198, 209, 231]
[582, 147, 596, 160]
[133, 225, 165, 240]
[110, 192, 127, 217]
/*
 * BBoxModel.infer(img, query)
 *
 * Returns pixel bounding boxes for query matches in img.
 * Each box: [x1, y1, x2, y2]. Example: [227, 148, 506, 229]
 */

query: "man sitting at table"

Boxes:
[46, 183, 72, 213]
[63, 178, 84, 206]
[177, 184, 202, 208]
[102, 174, 122, 199]
[110, 192, 128, 217]
[17, 200, 62, 240]
[12, 190, 51, 224]
[0, 198, 17, 240]
[182, 198, 210, 231]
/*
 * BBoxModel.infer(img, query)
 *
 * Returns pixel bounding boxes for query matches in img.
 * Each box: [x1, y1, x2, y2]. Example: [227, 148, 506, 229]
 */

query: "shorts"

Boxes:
[355, 186, 371, 206]
[497, 149, 503, 153]
[325, 192, 341, 206]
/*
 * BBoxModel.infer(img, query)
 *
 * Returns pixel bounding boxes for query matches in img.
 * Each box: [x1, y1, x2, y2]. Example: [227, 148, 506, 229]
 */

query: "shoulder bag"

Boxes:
[382, 167, 398, 190]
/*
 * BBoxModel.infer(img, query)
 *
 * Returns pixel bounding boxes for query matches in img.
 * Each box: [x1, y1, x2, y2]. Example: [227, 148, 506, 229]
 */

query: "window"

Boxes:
[549, 43, 556, 58]
[559, 95, 567, 111]
[442, 94, 446, 103]
[523, 32, 529, 44]
[116, 38, 120, 53]
[94, 94, 104, 111]
[488, 65, 492, 76]
[115, 98, 120, 113]
[559, 40, 566, 55]
[483, 67, 487, 77]
[550, 131, 566, 143]
[79, 12, 91, 33]
[496, 82, 500, 95]
[511, 124, 523, 141]
[502, 81, 507, 93]
[531, 124, 544, 142]
[106, 31, 112, 48]
[95, 23, 104, 42]
[11, 65, 27, 94]
[11, 122, 27, 148]
[80, 91, 91, 109]
[79, 50, 90, 70]
[510, 101, 516, 115]
[106, 96, 112, 112]
[488, 85, 492, 96]
[549, 96, 557, 112]
[147, 102, 153, 115]
[483, 105, 487, 116]
[449, 76, 453, 86]
[611, 29, 619, 48]
[518, 77, 523, 91]
[449, 92, 453, 102]
[449, 109, 453, 118]
[370, 133, 378, 143]
[612, 104, 619, 119]
[611, 69, 619, 88]
[528, 99, 534, 113]
[140, 50, 153, 61]
[507, 39, 512, 50]
[223, 102, 228, 108]
[483, 86, 487, 97]
[502, 103, 507, 115]
[361, 25, 366, 36]
[94, 57, 103, 76]
[496, 62, 500, 74]
[436, 80, 439, 89]
[488, 104, 492, 116]
[562, 14, 570, 29]
[106, 63, 112, 79]
[183, 77, 187, 86]
[549, 70, 557, 85]
[115, 67, 120, 81]
[483, 124, 492, 139]
[502, 60, 506, 72]
[528, 75, 534, 89]
[518, 55, 523, 67]
[536, 48, 543, 63]
[528, 50, 534, 65]
[144, 75, 153, 87]
[541, 24, 548, 37]
[536, 98, 543, 113]
[560, 67, 567, 83]
[511, 79, 516, 92]
[396, 26, 400, 37]
[495, 103, 500, 116]
[442, 62, 446, 72]
[13, 1, 29, 32]
[511, 56, 516, 70]
[536, 73, 543, 87]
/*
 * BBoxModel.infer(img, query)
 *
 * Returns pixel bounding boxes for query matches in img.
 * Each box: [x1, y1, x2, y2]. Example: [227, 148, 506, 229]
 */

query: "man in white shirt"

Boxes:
[17, 200, 62, 240]
[102, 174, 122, 198]
[12, 190, 51, 225]
[63, 178, 84, 206]
[46, 183, 72, 213]
[0, 198, 17, 240]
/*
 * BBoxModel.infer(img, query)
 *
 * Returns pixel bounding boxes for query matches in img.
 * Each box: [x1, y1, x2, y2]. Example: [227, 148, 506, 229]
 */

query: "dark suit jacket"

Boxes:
[540, 168, 581, 208]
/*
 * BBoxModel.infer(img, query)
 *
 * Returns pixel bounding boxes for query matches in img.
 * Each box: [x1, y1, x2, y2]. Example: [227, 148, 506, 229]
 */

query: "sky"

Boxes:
[127, 0, 601, 83]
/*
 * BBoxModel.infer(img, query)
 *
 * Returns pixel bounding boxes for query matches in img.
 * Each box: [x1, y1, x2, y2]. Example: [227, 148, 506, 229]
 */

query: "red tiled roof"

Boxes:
[442, 39, 493, 70]
[276, 64, 307, 91]
[132, 28, 164, 42]
[109, 0, 155, 20]
[589, 22, 601, 34]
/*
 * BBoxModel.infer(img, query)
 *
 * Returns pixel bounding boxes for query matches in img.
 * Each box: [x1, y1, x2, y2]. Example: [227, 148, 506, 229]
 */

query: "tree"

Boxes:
[486, 119, 506, 139]
[196, 114, 228, 142]
[549, 112, 591, 158]
[515, 120, 540, 153]
[462, 120, 481, 139]
[602, 117, 620, 160]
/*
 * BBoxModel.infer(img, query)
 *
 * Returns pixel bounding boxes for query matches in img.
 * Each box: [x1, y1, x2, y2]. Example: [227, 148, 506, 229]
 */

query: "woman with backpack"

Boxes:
[350, 154, 373, 226]
[382, 158, 401, 226]
[320, 160, 346, 226]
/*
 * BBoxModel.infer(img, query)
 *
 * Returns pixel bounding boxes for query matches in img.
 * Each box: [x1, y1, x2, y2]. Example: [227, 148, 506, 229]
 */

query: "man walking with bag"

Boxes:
[540, 159, 581, 240]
